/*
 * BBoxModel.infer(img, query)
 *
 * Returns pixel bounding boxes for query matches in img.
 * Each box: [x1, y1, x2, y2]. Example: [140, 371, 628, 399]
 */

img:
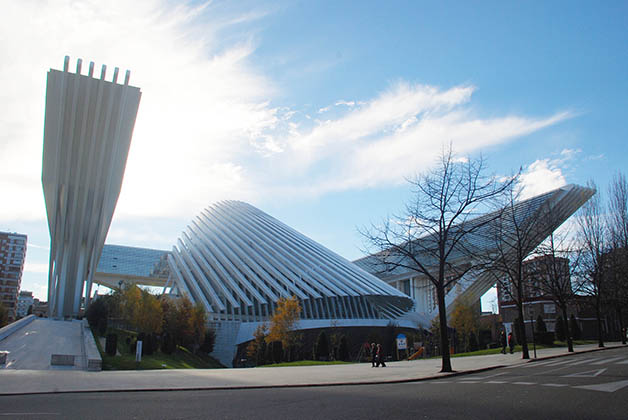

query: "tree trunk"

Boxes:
[617, 306, 626, 345]
[516, 302, 530, 359]
[561, 306, 574, 352]
[437, 287, 452, 372]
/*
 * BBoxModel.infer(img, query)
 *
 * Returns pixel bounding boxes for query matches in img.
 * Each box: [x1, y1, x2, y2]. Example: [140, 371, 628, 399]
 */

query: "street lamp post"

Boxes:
[529, 307, 537, 358]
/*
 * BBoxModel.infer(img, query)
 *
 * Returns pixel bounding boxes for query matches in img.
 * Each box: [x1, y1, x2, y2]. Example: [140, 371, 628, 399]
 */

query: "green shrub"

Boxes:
[338, 335, 349, 361]
[86, 298, 108, 334]
[570, 315, 582, 340]
[555, 316, 566, 341]
[535, 315, 547, 334]
[534, 331, 555, 346]
[314, 331, 329, 361]
[105, 334, 117, 356]
[200, 328, 216, 354]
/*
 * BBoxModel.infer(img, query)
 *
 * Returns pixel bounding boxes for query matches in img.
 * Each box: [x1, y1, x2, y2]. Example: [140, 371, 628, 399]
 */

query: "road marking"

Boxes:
[486, 380, 507, 384]
[0, 414, 60, 417]
[542, 383, 568, 387]
[567, 358, 598, 366]
[459, 373, 506, 380]
[514, 360, 556, 369]
[590, 356, 624, 365]
[543, 359, 575, 367]
[458, 380, 479, 383]
[574, 379, 628, 393]
[512, 381, 536, 385]
[616, 359, 628, 364]
[563, 368, 607, 378]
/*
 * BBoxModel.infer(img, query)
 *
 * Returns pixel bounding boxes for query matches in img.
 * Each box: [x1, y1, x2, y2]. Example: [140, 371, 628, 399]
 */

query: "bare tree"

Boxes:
[360, 145, 514, 372]
[483, 185, 552, 359]
[576, 181, 606, 348]
[606, 172, 628, 344]
[530, 229, 584, 352]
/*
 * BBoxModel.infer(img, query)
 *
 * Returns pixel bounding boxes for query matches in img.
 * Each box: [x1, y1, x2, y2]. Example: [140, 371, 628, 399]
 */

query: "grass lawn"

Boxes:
[91, 327, 224, 370]
[444, 340, 599, 358]
[258, 360, 354, 368]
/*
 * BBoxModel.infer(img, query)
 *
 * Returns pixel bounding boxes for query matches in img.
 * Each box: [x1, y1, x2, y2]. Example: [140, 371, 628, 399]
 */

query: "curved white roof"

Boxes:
[168, 201, 414, 321]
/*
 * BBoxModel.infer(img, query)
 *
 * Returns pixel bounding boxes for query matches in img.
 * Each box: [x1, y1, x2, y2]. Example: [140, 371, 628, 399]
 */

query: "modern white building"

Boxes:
[354, 184, 595, 323]
[42, 57, 141, 318]
[166, 201, 414, 323]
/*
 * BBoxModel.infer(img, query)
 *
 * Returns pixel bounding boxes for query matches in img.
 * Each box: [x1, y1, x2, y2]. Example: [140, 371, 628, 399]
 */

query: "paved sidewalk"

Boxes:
[0, 318, 84, 370]
[0, 342, 625, 395]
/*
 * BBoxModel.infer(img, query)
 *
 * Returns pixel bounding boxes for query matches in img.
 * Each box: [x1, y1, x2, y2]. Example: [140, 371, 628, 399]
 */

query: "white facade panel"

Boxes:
[42, 57, 141, 318]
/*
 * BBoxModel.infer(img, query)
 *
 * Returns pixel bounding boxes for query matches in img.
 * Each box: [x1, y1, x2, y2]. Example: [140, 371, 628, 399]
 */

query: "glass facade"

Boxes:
[97, 245, 170, 279]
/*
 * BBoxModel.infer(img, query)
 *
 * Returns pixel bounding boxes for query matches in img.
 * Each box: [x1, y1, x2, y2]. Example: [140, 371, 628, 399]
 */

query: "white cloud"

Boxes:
[0, 0, 276, 222]
[518, 159, 567, 199]
[255, 83, 571, 195]
[24, 262, 49, 274]
[517, 149, 582, 199]
[0, 1, 573, 227]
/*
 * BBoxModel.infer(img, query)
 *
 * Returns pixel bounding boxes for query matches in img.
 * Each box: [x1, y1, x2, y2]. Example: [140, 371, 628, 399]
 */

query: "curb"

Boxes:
[524, 343, 626, 363]
[1, 344, 625, 397]
[0, 364, 507, 397]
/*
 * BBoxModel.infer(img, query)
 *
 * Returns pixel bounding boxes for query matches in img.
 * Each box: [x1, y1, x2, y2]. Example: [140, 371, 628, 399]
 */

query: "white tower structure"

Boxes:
[42, 56, 141, 318]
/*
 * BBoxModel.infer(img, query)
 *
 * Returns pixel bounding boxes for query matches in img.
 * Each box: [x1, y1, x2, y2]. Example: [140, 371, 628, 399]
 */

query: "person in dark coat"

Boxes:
[500, 330, 507, 354]
[370, 343, 377, 367]
[508, 332, 515, 354]
[376, 343, 386, 367]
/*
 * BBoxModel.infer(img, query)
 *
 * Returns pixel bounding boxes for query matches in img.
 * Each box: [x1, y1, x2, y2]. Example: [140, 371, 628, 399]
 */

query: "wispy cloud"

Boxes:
[0, 0, 276, 221]
[0, 1, 573, 227]
[254, 82, 572, 195]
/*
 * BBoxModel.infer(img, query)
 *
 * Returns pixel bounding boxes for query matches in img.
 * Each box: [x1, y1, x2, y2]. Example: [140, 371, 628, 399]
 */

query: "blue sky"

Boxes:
[1, 1, 626, 311]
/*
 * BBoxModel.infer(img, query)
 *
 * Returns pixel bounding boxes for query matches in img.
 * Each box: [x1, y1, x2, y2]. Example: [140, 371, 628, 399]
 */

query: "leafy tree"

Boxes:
[570, 314, 582, 340]
[161, 295, 200, 351]
[361, 145, 515, 372]
[85, 296, 108, 334]
[200, 328, 216, 354]
[265, 341, 283, 364]
[0, 302, 8, 328]
[134, 290, 163, 335]
[338, 335, 349, 361]
[120, 283, 141, 329]
[191, 303, 207, 351]
[450, 297, 479, 352]
[314, 331, 330, 361]
[555, 315, 566, 341]
[468, 332, 479, 352]
[266, 296, 301, 361]
[247, 324, 268, 365]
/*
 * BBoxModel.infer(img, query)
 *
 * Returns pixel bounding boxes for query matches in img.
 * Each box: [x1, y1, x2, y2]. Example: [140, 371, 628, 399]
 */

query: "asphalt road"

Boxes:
[1, 347, 627, 420]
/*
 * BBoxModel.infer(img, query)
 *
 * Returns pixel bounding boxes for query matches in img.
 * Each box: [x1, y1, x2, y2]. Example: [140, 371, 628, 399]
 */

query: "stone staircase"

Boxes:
[209, 321, 241, 367]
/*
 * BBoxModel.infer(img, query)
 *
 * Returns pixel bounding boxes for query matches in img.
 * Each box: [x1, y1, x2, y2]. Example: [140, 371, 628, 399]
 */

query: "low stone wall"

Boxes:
[81, 319, 102, 371]
[50, 354, 75, 366]
[0, 315, 36, 342]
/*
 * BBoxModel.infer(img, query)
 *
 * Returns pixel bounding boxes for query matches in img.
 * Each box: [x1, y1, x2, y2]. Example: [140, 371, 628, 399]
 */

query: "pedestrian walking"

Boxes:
[508, 332, 515, 354]
[500, 330, 507, 354]
[370, 342, 377, 367]
[376, 343, 386, 367]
